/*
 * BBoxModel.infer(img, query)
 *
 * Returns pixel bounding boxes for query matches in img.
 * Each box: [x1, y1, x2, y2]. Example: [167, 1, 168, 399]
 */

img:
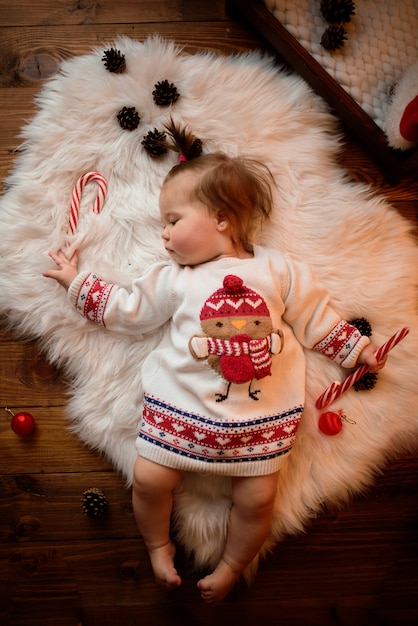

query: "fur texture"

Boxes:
[1, 36, 417, 576]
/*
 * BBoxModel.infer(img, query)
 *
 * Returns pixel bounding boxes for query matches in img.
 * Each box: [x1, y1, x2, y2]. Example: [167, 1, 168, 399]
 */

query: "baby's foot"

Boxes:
[197, 558, 240, 603]
[149, 541, 182, 590]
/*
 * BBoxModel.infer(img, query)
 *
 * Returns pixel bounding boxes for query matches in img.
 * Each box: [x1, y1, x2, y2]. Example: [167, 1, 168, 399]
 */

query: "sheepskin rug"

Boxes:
[1, 36, 417, 575]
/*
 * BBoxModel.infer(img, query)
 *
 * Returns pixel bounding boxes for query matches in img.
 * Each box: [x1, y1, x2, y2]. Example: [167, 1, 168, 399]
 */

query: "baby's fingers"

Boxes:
[47, 249, 67, 266]
[68, 248, 79, 266]
[47, 248, 78, 268]
[43, 267, 60, 279]
[376, 354, 388, 370]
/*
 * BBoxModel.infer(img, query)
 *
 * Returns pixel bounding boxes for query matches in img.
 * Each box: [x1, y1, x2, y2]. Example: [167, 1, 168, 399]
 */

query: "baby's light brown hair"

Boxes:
[161, 119, 274, 249]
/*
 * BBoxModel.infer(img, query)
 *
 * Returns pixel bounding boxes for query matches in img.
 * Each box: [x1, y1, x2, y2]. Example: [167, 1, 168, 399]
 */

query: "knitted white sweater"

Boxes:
[68, 245, 368, 476]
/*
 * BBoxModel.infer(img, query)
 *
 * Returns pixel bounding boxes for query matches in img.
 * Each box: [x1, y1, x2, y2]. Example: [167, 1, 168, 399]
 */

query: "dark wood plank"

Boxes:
[0, 406, 113, 473]
[0, 0, 229, 27]
[1, 547, 81, 626]
[0, 472, 135, 541]
[0, 89, 39, 187]
[0, 333, 66, 405]
[1, 540, 177, 615]
[336, 130, 418, 196]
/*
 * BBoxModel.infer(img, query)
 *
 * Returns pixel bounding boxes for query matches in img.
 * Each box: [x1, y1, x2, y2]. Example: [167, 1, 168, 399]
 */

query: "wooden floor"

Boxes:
[1, 2, 417, 625]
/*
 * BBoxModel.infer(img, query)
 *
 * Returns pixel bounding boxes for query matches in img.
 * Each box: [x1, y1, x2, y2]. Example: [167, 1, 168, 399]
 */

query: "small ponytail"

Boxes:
[163, 117, 203, 162]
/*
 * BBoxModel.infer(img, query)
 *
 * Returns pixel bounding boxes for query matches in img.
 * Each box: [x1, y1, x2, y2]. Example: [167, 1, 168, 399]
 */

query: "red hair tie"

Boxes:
[179, 155, 187, 163]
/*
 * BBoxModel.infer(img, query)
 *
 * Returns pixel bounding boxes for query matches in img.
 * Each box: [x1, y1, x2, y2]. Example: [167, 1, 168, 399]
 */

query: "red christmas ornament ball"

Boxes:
[10, 411, 36, 435]
[318, 411, 342, 436]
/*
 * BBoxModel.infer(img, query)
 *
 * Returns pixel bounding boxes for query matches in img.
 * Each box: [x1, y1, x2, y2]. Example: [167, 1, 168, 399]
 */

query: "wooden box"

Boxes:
[226, 0, 418, 182]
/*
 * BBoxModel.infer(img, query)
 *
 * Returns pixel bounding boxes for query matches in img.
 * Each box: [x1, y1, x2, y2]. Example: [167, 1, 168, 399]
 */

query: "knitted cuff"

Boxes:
[340, 335, 370, 368]
[68, 271, 91, 308]
[313, 320, 370, 369]
[68, 271, 114, 327]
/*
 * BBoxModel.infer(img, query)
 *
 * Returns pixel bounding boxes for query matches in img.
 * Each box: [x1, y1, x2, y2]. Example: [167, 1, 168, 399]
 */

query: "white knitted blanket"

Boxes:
[0, 37, 417, 575]
[264, 0, 418, 131]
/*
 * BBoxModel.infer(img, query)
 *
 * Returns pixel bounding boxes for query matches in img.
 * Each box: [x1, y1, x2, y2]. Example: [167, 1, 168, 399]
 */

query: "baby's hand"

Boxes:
[357, 343, 387, 373]
[43, 249, 79, 290]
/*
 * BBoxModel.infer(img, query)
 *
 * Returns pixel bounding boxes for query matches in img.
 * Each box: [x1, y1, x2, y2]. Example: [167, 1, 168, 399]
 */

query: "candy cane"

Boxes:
[315, 327, 410, 409]
[68, 172, 108, 236]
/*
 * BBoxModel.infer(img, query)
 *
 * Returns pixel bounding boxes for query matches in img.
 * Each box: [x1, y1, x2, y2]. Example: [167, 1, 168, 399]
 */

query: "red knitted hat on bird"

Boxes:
[200, 274, 270, 320]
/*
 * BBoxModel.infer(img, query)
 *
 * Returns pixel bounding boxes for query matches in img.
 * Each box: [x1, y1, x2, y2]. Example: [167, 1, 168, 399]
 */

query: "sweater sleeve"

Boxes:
[281, 256, 369, 368]
[67, 261, 176, 335]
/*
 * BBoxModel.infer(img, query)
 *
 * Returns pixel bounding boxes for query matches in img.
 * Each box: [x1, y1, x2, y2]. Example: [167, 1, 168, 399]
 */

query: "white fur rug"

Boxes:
[1, 36, 417, 575]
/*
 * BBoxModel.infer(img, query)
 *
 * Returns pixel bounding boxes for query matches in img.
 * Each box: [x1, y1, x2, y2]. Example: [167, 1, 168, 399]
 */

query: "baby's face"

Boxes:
[159, 172, 234, 266]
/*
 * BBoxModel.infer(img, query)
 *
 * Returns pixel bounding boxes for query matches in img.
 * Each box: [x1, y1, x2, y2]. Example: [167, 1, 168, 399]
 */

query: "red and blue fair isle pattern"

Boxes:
[76, 273, 114, 326]
[140, 394, 303, 465]
[313, 320, 362, 365]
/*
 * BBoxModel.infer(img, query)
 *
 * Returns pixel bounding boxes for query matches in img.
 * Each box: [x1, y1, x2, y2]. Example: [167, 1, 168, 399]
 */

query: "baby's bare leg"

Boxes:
[132, 456, 183, 589]
[198, 471, 279, 603]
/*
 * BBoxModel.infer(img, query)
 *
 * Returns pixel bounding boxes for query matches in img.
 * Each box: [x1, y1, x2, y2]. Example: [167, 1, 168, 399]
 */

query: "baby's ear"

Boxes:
[215, 211, 229, 231]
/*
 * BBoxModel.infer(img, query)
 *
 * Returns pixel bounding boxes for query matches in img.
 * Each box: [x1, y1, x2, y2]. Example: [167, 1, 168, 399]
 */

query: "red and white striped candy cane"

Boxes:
[68, 172, 108, 237]
[315, 326, 410, 409]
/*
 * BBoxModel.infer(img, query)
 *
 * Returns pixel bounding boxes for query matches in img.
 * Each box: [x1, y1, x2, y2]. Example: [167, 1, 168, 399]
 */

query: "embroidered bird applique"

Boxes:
[189, 274, 283, 401]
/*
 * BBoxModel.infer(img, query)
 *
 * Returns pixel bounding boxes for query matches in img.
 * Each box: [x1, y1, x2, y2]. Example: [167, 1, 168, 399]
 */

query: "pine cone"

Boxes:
[321, 25, 347, 50]
[349, 317, 373, 337]
[117, 106, 140, 131]
[320, 0, 355, 24]
[349, 317, 377, 391]
[152, 80, 180, 106]
[354, 371, 378, 392]
[102, 48, 126, 73]
[81, 488, 108, 517]
[141, 128, 168, 157]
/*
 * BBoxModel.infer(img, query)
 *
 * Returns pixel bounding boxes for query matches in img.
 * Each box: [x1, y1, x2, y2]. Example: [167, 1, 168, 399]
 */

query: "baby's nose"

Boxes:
[231, 319, 246, 330]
